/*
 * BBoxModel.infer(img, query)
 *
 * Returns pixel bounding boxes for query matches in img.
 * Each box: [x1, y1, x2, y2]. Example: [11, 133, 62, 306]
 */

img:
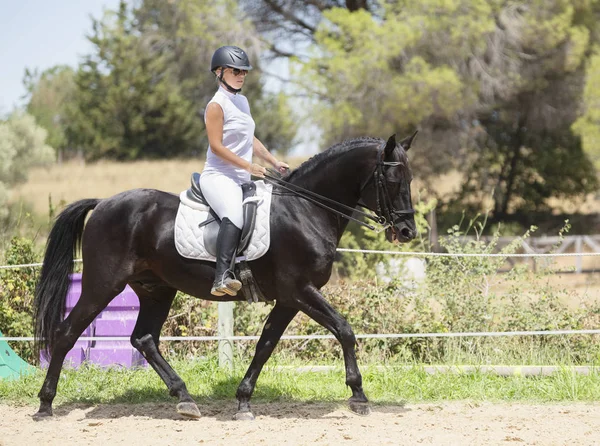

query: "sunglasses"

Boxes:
[230, 68, 248, 76]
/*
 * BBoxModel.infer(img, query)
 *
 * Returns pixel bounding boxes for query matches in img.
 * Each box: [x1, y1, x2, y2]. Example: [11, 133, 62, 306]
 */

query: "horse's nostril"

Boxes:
[401, 228, 413, 239]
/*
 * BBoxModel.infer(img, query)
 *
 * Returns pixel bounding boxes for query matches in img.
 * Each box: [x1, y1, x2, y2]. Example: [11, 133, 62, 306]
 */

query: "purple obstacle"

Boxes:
[40, 273, 147, 368]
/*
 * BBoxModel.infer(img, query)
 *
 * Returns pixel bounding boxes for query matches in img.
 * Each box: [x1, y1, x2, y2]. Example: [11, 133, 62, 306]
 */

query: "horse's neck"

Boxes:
[294, 146, 374, 207]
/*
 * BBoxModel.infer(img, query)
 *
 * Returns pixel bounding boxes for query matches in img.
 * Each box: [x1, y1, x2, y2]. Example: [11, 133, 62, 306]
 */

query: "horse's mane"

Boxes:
[284, 137, 383, 181]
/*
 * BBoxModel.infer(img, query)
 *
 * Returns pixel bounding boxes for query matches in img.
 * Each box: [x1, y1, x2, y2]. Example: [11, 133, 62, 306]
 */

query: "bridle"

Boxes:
[358, 143, 416, 231]
[263, 142, 415, 232]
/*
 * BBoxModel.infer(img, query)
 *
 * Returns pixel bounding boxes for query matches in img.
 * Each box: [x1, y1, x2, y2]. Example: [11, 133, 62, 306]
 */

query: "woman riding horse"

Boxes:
[33, 129, 418, 420]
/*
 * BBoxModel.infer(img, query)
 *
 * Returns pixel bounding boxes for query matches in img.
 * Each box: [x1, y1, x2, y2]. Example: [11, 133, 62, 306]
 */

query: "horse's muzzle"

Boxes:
[387, 223, 417, 244]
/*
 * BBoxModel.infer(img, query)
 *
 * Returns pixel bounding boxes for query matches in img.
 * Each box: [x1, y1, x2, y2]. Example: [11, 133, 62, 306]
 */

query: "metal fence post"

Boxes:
[218, 301, 235, 370]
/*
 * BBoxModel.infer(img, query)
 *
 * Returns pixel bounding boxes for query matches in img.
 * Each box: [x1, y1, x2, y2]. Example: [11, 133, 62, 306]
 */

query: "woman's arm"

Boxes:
[253, 137, 289, 174]
[205, 103, 265, 177]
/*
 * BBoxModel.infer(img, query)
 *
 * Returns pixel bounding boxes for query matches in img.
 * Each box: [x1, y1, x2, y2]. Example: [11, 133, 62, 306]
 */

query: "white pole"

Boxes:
[217, 301, 235, 370]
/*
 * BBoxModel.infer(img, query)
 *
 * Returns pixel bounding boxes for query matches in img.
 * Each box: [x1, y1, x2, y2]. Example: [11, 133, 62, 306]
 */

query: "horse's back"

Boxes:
[94, 188, 177, 213]
[83, 188, 179, 250]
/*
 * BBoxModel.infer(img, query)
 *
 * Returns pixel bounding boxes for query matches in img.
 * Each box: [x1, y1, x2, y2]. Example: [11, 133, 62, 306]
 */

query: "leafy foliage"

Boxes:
[247, 0, 600, 219]
[1, 221, 598, 366]
[65, 2, 201, 160]
[159, 217, 600, 365]
[135, 0, 298, 154]
[23, 66, 75, 157]
[0, 237, 39, 361]
[335, 197, 436, 278]
[573, 47, 600, 170]
[0, 113, 55, 221]
[60, 0, 298, 161]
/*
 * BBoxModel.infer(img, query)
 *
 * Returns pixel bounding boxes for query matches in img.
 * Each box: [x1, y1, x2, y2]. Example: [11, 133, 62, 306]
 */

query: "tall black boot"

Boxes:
[211, 217, 243, 297]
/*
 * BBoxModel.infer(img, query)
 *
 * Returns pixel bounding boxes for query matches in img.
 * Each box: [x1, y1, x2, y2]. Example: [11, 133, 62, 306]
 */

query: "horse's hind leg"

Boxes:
[234, 304, 298, 420]
[291, 285, 371, 415]
[36, 277, 124, 418]
[128, 283, 200, 419]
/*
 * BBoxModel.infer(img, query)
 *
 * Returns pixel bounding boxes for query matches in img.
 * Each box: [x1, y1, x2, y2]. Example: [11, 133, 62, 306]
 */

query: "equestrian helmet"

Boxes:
[210, 46, 253, 72]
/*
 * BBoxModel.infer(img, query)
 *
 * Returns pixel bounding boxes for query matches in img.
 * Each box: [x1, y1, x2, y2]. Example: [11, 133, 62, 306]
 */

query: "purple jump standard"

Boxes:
[40, 273, 147, 368]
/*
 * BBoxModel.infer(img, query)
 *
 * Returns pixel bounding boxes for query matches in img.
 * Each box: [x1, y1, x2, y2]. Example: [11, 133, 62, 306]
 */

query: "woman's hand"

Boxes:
[247, 162, 267, 178]
[274, 160, 290, 174]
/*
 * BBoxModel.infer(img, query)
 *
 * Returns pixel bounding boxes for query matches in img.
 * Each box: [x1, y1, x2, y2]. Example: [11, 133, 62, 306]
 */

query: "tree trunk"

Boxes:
[495, 115, 526, 218]
[346, 0, 369, 11]
[501, 137, 522, 217]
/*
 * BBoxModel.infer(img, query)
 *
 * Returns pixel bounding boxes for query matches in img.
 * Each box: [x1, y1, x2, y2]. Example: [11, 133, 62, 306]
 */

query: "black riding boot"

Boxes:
[211, 217, 243, 297]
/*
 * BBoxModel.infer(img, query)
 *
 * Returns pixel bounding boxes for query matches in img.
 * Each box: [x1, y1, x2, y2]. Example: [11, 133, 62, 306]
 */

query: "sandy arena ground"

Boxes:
[0, 401, 598, 446]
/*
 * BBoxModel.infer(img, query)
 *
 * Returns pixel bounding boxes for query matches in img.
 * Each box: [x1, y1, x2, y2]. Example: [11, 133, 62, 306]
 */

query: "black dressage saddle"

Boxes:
[184, 172, 260, 257]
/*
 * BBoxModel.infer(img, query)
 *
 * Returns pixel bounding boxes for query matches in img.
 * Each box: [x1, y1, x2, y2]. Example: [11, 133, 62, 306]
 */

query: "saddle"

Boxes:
[179, 173, 270, 303]
[183, 172, 261, 257]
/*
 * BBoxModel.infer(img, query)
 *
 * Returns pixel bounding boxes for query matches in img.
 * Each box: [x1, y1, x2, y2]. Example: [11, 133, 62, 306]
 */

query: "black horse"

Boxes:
[33, 133, 417, 420]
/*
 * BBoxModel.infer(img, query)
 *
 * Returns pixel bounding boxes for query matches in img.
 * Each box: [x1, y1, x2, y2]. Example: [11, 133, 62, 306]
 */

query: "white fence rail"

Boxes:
[2, 235, 600, 270]
[4, 329, 600, 343]
[458, 234, 600, 273]
[2, 240, 599, 368]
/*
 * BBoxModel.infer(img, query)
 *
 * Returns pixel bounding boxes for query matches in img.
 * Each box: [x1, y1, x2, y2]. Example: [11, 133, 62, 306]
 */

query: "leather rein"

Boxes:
[263, 143, 415, 232]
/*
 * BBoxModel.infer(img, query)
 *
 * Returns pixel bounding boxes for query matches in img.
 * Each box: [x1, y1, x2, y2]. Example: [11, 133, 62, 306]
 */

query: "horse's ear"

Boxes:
[384, 134, 396, 156]
[400, 130, 418, 151]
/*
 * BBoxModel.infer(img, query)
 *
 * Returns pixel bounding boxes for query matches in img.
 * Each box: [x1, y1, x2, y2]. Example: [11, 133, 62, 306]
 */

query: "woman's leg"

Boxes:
[199, 173, 244, 229]
[200, 173, 244, 295]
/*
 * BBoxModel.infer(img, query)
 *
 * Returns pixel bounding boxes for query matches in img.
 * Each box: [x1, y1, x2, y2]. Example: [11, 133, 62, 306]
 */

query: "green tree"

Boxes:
[265, 1, 599, 219]
[241, 0, 374, 58]
[0, 237, 38, 362]
[0, 113, 55, 219]
[573, 48, 600, 170]
[134, 0, 299, 155]
[66, 0, 297, 160]
[66, 1, 202, 160]
[23, 65, 75, 159]
[457, 0, 599, 216]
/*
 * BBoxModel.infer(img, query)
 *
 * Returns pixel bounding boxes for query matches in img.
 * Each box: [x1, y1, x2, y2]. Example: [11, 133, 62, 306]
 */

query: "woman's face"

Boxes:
[219, 67, 248, 89]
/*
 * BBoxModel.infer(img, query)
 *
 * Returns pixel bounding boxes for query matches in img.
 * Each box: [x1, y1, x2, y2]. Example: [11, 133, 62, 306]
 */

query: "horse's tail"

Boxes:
[34, 198, 101, 360]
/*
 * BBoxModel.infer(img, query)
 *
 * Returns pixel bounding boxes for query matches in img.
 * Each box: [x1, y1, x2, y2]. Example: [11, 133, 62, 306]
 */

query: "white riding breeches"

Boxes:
[199, 172, 244, 229]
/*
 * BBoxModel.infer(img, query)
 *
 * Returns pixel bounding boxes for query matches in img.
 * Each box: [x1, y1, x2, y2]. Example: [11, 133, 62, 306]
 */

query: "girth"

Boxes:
[185, 173, 260, 257]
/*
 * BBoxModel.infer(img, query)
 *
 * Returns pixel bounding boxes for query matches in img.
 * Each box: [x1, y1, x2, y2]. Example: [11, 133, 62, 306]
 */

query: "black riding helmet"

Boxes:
[211, 46, 253, 93]
[210, 46, 253, 73]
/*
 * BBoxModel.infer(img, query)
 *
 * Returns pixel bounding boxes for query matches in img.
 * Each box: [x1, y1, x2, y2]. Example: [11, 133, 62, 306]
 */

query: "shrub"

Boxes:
[2, 216, 597, 367]
[196, 217, 600, 365]
[0, 112, 55, 220]
[0, 237, 39, 362]
[335, 197, 436, 279]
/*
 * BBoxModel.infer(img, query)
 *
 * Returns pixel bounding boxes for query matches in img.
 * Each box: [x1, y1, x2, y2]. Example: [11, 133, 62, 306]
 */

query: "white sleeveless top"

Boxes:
[203, 86, 256, 184]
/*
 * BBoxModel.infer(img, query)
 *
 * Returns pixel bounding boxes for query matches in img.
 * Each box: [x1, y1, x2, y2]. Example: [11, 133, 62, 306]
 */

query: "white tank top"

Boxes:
[203, 86, 256, 184]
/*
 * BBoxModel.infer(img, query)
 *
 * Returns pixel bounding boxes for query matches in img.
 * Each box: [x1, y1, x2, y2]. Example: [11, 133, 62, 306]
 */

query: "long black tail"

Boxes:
[34, 198, 101, 360]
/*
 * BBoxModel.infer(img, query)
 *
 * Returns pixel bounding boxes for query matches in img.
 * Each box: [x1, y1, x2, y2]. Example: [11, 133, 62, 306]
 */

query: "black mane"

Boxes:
[285, 137, 383, 181]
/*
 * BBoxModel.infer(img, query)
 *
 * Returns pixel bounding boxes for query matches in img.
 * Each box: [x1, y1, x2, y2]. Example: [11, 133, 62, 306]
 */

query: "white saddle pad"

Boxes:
[174, 180, 273, 262]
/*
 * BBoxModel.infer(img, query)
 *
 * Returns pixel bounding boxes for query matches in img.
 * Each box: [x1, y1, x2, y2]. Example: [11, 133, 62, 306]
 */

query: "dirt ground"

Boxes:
[0, 401, 598, 446]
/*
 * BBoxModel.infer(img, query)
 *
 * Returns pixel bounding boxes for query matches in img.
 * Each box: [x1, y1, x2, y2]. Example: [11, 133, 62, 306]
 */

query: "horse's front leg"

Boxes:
[234, 303, 298, 420]
[292, 285, 371, 415]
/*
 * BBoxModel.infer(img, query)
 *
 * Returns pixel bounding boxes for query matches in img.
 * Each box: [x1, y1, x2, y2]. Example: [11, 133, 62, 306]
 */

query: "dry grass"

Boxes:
[11, 159, 203, 215]
[10, 157, 309, 216]
[12, 158, 600, 217]
[413, 171, 600, 215]
[7, 158, 600, 300]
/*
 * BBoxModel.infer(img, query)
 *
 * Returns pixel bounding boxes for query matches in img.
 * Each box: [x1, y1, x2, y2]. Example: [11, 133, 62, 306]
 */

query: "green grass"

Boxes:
[2, 357, 599, 409]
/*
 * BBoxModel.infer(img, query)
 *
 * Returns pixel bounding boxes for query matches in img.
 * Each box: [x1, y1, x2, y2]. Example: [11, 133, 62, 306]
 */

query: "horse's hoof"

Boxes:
[32, 410, 53, 421]
[177, 402, 201, 419]
[349, 401, 371, 416]
[233, 411, 255, 421]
